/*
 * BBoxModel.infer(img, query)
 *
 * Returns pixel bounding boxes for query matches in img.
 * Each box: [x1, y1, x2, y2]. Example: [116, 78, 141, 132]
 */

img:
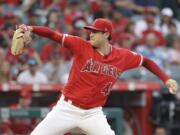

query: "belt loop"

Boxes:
[68, 99, 72, 104]
[62, 95, 73, 104]
[61, 94, 65, 100]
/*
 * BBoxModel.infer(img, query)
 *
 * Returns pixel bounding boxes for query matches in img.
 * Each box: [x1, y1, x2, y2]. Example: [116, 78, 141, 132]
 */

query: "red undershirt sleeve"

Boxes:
[32, 26, 63, 43]
[142, 57, 169, 83]
[32, 26, 88, 56]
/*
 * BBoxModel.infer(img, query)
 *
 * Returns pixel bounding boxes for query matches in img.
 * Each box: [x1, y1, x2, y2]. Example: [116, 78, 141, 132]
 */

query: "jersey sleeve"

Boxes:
[32, 26, 88, 56]
[123, 50, 143, 71]
[61, 34, 88, 56]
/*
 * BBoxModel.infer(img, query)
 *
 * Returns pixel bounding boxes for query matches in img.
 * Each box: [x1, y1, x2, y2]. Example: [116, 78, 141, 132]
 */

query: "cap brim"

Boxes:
[84, 26, 105, 32]
[84, 26, 112, 40]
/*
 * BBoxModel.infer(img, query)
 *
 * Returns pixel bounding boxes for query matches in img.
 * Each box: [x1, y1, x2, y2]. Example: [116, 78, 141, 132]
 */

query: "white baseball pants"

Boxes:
[30, 95, 115, 135]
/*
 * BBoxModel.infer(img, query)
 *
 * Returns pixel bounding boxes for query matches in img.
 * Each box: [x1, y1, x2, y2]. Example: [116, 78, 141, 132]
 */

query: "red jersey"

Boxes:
[61, 34, 143, 108]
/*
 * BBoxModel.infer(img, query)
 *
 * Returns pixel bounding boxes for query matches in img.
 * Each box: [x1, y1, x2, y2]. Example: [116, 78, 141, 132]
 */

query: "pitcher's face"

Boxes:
[89, 30, 106, 48]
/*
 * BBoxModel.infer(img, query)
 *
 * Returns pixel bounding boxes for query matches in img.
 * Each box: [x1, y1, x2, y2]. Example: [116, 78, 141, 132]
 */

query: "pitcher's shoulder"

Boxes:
[113, 47, 129, 54]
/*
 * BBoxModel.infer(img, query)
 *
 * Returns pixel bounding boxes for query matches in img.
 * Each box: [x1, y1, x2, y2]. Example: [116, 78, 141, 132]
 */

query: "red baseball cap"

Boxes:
[84, 18, 113, 36]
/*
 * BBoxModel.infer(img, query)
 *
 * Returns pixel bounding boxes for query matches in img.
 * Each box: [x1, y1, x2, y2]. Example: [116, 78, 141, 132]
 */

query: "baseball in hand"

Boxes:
[165, 79, 179, 94]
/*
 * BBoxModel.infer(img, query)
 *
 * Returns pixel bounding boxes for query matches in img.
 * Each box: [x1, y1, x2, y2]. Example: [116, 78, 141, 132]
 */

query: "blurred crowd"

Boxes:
[0, 0, 180, 85]
[0, 1, 180, 135]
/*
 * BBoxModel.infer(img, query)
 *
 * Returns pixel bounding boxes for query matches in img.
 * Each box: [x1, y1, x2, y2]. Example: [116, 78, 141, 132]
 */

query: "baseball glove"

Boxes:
[11, 28, 32, 56]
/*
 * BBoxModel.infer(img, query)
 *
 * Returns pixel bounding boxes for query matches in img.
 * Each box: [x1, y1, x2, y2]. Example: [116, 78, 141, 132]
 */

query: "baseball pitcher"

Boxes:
[11, 18, 178, 135]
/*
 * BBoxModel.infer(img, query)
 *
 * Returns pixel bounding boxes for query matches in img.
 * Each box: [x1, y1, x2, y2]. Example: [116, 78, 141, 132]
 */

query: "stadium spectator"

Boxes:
[0, 48, 12, 82]
[0, 47, 6, 62]
[63, 1, 87, 33]
[46, 9, 64, 31]
[124, 21, 137, 37]
[135, 33, 167, 68]
[160, 7, 180, 36]
[0, 61, 12, 83]
[115, 0, 145, 14]
[21, 0, 42, 13]
[27, 12, 40, 25]
[115, 32, 135, 50]
[134, 6, 160, 38]
[158, 0, 180, 19]
[6, 45, 42, 80]
[166, 36, 180, 82]
[43, 0, 67, 11]
[70, 17, 87, 39]
[17, 59, 48, 84]
[111, 7, 129, 44]
[93, 0, 112, 19]
[89, 0, 102, 14]
[137, 7, 166, 46]
[2, 0, 21, 6]
[40, 42, 72, 63]
[40, 42, 59, 63]
[18, 46, 42, 65]
[141, 22, 166, 46]
[165, 22, 178, 47]
[41, 52, 72, 84]
[167, 36, 180, 66]
[0, 30, 11, 50]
